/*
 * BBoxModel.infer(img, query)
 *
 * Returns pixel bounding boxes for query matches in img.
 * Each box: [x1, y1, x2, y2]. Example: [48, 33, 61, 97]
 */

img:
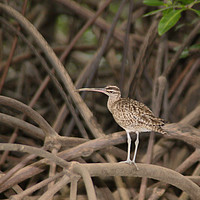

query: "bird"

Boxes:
[77, 85, 167, 169]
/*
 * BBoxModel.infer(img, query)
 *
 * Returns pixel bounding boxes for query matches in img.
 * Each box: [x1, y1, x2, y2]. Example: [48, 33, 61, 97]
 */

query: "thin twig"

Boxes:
[163, 21, 200, 76]
[10, 171, 66, 200]
[0, 0, 28, 93]
[38, 174, 71, 200]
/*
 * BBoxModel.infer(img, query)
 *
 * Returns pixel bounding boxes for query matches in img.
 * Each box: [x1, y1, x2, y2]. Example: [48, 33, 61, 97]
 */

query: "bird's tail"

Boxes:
[152, 126, 168, 134]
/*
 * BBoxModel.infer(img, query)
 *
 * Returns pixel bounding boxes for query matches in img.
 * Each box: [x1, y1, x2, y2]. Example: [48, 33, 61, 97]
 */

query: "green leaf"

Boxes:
[143, 7, 169, 17]
[189, 44, 200, 50]
[162, 7, 173, 15]
[158, 9, 185, 35]
[190, 8, 200, 16]
[143, 0, 165, 6]
[173, 46, 189, 58]
[180, 49, 189, 58]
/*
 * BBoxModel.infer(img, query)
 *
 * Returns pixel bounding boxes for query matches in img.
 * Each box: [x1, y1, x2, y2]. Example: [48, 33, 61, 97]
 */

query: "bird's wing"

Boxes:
[112, 98, 164, 126]
[131, 99, 165, 126]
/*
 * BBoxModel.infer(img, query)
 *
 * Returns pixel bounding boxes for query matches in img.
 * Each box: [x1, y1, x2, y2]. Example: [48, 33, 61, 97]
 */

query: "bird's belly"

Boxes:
[114, 118, 151, 133]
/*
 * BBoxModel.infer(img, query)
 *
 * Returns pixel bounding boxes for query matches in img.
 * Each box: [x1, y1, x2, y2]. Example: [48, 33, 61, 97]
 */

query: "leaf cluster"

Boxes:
[143, 0, 200, 35]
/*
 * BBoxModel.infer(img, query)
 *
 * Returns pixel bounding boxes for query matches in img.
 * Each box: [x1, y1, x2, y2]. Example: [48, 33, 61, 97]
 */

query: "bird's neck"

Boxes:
[107, 96, 120, 113]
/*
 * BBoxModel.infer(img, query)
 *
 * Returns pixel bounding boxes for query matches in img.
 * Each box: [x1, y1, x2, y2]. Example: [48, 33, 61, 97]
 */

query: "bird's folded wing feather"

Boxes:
[112, 98, 164, 126]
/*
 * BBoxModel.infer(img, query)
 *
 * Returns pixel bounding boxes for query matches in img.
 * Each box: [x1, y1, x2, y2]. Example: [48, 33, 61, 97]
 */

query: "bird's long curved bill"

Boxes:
[76, 88, 106, 94]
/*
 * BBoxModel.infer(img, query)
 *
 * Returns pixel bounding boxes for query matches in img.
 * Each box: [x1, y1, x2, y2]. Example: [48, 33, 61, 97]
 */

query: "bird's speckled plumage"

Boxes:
[105, 85, 166, 134]
[77, 85, 167, 168]
[109, 97, 166, 133]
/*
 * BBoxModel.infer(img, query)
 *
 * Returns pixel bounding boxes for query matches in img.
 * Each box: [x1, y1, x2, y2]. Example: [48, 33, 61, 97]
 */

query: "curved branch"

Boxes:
[0, 96, 57, 138]
[85, 163, 200, 200]
[0, 122, 199, 193]
[180, 104, 200, 126]
[0, 2, 104, 139]
[37, 174, 71, 200]
[0, 143, 69, 168]
[10, 171, 66, 200]
[0, 113, 44, 139]
[73, 162, 97, 200]
[164, 123, 200, 148]
[0, 16, 88, 139]
[0, 112, 88, 147]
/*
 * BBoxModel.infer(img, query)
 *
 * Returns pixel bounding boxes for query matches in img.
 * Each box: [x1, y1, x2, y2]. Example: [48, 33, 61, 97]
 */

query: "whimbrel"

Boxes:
[77, 85, 166, 169]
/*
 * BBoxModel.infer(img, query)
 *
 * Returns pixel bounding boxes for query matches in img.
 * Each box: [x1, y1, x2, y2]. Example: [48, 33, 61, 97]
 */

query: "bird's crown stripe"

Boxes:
[106, 86, 119, 90]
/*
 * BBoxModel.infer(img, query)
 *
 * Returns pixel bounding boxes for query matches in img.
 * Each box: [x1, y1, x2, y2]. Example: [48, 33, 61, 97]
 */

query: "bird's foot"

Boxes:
[119, 160, 139, 170]
[132, 161, 139, 170]
[119, 159, 132, 164]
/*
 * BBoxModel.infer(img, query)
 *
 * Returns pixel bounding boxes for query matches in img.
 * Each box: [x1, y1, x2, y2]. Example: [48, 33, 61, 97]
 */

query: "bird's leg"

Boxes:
[132, 131, 139, 169]
[125, 131, 132, 163]
[119, 131, 132, 164]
